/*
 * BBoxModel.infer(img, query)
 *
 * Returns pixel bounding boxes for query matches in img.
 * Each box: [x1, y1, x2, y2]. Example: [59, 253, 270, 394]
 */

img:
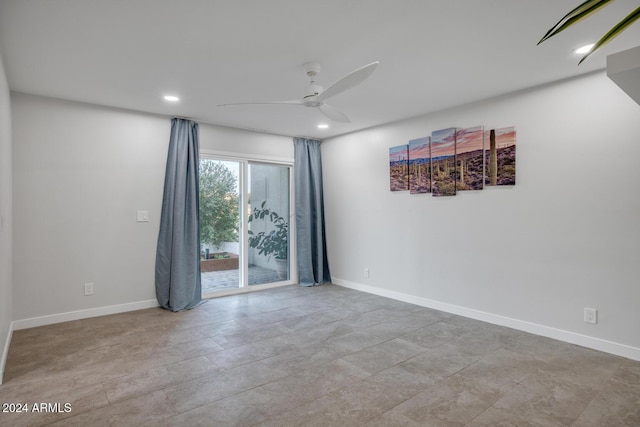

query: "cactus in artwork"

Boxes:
[489, 129, 497, 185]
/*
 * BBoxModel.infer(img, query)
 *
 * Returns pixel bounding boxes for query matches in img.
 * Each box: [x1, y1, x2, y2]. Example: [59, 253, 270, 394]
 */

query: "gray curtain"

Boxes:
[155, 118, 203, 311]
[294, 137, 331, 286]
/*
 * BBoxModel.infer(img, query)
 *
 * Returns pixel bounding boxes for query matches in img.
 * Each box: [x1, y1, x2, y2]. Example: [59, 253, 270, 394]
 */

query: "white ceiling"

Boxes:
[1, 0, 639, 139]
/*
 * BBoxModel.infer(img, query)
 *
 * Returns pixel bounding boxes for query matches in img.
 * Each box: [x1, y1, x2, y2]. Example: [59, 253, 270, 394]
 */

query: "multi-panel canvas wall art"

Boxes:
[484, 126, 516, 186]
[430, 128, 457, 197]
[408, 137, 431, 193]
[455, 126, 484, 191]
[388, 124, 516, 195]
[389, 145, 409, 191]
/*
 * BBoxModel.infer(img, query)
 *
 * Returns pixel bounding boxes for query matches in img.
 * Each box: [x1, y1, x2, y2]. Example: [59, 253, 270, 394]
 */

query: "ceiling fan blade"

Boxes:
[218, 100, 303, 107]
[316, 61, 379, 102]
[319, 103, 351, 123]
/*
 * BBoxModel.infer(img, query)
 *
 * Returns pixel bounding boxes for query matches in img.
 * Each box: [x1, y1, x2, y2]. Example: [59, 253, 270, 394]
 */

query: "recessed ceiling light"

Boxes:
[575, 44, 594, 54]
[317, 124, 329, 129]
[163, 95, 180, 102]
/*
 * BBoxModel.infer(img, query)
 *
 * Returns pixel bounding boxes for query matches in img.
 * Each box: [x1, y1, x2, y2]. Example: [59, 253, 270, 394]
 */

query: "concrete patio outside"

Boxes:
[201, 266, 282, 294]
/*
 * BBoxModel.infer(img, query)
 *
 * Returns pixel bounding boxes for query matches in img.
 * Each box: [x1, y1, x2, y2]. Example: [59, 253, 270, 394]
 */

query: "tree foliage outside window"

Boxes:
[199, 160, 239, 249]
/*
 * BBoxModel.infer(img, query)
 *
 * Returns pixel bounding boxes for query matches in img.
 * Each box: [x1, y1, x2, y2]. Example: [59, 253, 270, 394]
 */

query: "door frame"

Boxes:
[200, 149, 297, 297]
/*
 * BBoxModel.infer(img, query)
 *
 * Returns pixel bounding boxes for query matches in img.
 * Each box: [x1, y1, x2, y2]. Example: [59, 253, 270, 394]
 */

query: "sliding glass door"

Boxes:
[248, 163, 290, 285]
[199, 159, 241, 294]
[199, 156, 292, 296]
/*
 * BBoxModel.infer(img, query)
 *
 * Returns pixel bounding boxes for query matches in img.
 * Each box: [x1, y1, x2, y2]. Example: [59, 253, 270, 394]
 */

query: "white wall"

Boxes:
[11, 93, 293, 325]
[322, 71, 640, 359]
[0, 51, 13, 383]
[199, 122, 293, 160]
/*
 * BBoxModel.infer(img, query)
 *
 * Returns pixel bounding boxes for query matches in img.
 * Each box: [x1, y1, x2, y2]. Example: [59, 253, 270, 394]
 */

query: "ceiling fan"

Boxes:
[218, 61, 379, 123]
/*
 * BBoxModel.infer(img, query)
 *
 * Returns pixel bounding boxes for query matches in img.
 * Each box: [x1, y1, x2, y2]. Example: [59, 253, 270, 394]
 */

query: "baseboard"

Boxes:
[12, 300, 159, 331]
[0, 322, 13, 384]
[333, 278, 640, 362]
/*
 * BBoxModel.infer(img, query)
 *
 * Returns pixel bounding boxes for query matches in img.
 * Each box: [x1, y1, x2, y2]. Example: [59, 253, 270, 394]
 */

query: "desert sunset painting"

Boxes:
[430, 127, 457, 196]
[408, 136, 431, 194]
[389, 144, 409, 191]
[455, 126, 484, 191]
[484, 126, 516, 186]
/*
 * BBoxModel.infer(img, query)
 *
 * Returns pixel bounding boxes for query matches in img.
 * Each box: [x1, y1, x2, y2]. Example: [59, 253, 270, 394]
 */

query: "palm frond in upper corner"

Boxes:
[578, 5, 640, 64]
[538, 0, 615, 45]
[539, 0, 640, 64]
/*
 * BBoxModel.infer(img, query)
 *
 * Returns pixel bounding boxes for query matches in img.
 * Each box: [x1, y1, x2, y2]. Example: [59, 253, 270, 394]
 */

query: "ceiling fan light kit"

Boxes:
[219, 61, 379, 124]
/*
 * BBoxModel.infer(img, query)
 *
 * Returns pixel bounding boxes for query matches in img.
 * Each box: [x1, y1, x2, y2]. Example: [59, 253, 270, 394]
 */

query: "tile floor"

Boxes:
[0, 285, 639, 426]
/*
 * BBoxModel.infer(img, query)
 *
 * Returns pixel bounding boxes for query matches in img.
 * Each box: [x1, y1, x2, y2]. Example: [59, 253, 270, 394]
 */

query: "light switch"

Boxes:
[136, 210, 149, 222]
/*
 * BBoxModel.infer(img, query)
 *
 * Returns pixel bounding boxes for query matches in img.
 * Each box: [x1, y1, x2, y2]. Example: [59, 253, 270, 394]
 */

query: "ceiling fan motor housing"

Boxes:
[303, 61, 323, 101]
[304, 83, 323, 100]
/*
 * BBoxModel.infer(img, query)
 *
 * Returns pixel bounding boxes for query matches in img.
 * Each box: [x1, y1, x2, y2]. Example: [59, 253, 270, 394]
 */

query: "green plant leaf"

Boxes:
[579, 5, 640, 64]
[538, 0, 614, 44]
[246, 202, 289, 260]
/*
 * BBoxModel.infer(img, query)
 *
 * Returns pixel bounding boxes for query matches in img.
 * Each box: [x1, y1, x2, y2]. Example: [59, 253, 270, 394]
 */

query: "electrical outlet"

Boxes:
[364, 268, 370, 278]
[584, 307, 597, 324]
[84, 282, 94, 296]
